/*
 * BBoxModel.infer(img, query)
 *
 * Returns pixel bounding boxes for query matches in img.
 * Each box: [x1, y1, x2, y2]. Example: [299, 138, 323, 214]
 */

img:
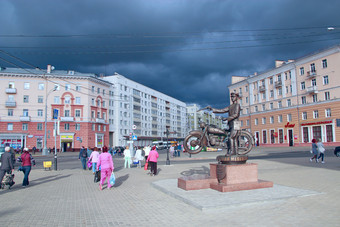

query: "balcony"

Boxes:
[96, 118, 105, 124]
[60, 117, 75, 122]
[5, 101, 16, 107]
[259, 85, 266, 92]
[307, 86, 318, 94]
[275, 80, 282, 88]
[6, 88, 17, 94]
[20, 116, 31, 122]
[307, 71, 317, 78]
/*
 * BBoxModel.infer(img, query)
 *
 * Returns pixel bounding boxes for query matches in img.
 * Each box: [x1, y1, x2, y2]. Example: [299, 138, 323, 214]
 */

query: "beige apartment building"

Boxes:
[0, 65, 111, 152]
[229, 45, 340, 147]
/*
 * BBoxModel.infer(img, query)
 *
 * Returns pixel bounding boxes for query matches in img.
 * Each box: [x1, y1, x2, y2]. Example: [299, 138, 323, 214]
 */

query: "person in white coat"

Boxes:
[123, 146, 132, 168]
[134, 147, 144, 168]
[317, 138, 326, 163]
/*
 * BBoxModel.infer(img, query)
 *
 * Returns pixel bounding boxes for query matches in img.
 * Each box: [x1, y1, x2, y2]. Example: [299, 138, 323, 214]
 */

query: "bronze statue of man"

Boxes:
[207, 92, 240, 155]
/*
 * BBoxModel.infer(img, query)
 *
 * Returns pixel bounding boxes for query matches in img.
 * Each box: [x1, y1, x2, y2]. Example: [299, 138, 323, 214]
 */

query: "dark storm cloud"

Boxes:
[1, 0, 340, 108]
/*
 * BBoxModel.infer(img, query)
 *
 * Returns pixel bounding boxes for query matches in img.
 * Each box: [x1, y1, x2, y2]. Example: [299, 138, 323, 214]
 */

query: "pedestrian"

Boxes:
[0, 147, 15, 188]
[310, 139, 318, 163]
[17, 148, 35, 188]
[146, 146, 159, 176]
[177, 143, 181, 157]
[88, 147, 100, 174]
[317, 138, 326, 163]
[32, 146, 36, 155]
[87, 146, 93, 158]
[78, 146, 88, 170]
[123, 146, 132, 168]
[97, 145, 114, 190]
[134, 147, 144, 168]
[169, 145, 175, 158]
[143, 145, 151, 162]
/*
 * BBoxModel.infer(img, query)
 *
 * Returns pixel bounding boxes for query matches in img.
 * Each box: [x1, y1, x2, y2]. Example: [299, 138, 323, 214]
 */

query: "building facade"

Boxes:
[0, 65, 111, 151]
[103, 73, 187, 147]
[229, 45, 340, 147]
[187, 104, 224, 131]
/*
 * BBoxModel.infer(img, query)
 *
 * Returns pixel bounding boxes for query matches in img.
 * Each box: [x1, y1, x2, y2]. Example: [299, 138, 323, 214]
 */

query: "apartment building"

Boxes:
[229, 45, 340, 147]
[103, 73, 187, 147]
[0, 65, 111, 151]
[187, 104, 223, 131]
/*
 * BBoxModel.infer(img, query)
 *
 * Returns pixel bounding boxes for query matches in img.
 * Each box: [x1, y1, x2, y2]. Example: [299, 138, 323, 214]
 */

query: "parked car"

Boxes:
[334, 146, 340, 157]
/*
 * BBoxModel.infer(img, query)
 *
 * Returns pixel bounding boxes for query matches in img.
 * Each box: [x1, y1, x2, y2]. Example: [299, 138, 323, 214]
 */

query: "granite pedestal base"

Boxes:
[178, 163, 273, 193]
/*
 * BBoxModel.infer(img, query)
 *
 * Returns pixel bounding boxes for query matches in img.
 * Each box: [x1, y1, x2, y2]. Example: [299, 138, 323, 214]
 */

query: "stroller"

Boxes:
[1, 172, 15, 189]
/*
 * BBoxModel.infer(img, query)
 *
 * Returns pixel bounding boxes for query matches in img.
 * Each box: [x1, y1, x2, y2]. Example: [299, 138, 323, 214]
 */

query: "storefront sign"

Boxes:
[27, 135, 34, 138]
[284, 122, 295, 128]
[61, 135, 74, 142]
[301, 120, 332, 126]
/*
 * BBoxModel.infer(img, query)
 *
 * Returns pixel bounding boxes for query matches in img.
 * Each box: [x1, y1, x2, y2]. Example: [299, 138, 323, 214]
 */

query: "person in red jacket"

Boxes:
[19, 148, 35, 188]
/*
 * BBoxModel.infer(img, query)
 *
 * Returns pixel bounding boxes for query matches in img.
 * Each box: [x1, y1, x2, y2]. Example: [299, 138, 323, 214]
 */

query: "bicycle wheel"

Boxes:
[237, 131, 254, 155]
[183, 134, 204, 154]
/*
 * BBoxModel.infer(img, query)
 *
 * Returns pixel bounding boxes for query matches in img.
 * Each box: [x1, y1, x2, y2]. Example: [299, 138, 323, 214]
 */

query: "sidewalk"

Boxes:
[1, 147, 339, 226]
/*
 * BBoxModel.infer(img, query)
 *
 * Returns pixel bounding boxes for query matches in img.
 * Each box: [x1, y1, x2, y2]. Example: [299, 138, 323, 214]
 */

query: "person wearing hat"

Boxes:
[207, 92, 241, 155]
[0, 146, 15, 187]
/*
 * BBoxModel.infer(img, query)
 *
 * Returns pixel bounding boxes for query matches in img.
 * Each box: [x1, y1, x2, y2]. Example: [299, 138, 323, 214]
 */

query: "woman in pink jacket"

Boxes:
[88, 147, 100, 174]
[97, 146, 114, 190]
[146, 146, 159, 176]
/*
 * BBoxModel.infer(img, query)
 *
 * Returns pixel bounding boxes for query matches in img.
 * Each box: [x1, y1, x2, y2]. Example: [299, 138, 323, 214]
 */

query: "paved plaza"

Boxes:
[0, 147, 339, 226]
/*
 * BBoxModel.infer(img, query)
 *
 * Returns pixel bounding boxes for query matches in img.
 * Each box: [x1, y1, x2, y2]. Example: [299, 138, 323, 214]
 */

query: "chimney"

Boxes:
[47, 64, 52, 73]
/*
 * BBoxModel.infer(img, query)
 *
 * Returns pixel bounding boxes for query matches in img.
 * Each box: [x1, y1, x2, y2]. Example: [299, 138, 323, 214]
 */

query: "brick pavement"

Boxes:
[0, 147, 339, 226]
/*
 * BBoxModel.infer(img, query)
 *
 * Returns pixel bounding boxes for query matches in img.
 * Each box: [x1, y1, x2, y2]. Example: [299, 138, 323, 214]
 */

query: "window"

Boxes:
[23, 109, 29, 117]
[246, 120, 249, 126]
[262, 93, 266, 99]
[8, 109, 13, 116]
[254, 106, 258, 112]
[92, 86, 95, 92]
[311, 79, 317, 86]
[38, 96, 43, 103]
[97, 112, 100, 118]
[285, 72, 288, 80]
[246, 97, 248, 103]
[54, 96, 60, 104]
[245, 86, 248, 92]
[313, 94, 318, 103]
[75, 110, 81, 117]
[22, 123, 28, 131]
[270, 90, 274, 98]
[37, 123, 43, 131]
[270, 103, 274, 110]
[290, 85, 292, 93]
[38, 109, 43, 117]
[255, 118, 258, 125]
[97, 88, 100, 94]
[270, 116, 274, 124]
[75, 123, 80, 130]
[91, 111, 95, 118]
[325, 108, 331, 118]
[262, 130, 267, 144]
[287, 99, 291, 107]
[97, 99, 101, 107]
[313, 110, 319, 119]
[103, 125, 106, 131]
[253, 94, 257, 102]
[302, 112, 307, 120]
[287, 114, 292, 122]
[23, 95, 29, 103]
[24, 82, 30, 89]
[301, 82, 305, 90]
[38, 83, 45, 90]
[65, 84, 71, 91]
[64, 123, 70, 130]
[278, 101, 282, 108]
[300, 96, 306, 104]
[325, 92, 330, 101]
[262, 104, 265, 111]
[65, 96, 71, 104]
[103, 101, 106, 108]
[286, 86, 289, 94]
[323, 75, 329, 85]
[262, 117, 266, 124]
[322, 59, 327, 68]
[278, 115, 283, 123]
[300, 67, 304, 75]
[91, 98, 95, 106]
[76, 85, 81, 91]
[310, 63, 316, 72]
[65, 110, 70, 117]
[92, 124, 95, 131]
[303, 127, 309, 143]
[75, 97, 81, 104]
[7, 123, 13, 131]
[277, 74, 281, 81]
[98, 125, 101, 131]
[269, 77, 273, 84]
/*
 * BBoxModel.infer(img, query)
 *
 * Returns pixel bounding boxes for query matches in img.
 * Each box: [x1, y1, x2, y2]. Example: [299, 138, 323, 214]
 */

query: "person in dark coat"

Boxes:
[0, 147, 14, 186]
[78, 146, 88, 170]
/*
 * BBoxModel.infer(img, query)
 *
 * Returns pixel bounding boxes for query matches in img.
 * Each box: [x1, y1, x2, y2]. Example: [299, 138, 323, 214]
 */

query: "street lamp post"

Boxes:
[42, 87, 57, 156]
[165, 129, 170, 165]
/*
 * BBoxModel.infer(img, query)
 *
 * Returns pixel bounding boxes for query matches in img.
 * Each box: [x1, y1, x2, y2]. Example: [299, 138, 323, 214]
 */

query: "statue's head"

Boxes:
[230, 92, 239, 101]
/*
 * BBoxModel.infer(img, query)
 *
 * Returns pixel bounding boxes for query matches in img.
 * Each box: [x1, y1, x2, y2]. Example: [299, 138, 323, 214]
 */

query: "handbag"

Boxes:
[319, 147, 325, 153]
[94, 171, 101, 183]
[110, 172, 115, 186]
[87, 160, 92, 169]
[144, 162, 148, 170]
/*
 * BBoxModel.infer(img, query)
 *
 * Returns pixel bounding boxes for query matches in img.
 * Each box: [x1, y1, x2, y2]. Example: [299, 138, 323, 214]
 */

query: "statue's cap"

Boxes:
[230, 92, 239, 97]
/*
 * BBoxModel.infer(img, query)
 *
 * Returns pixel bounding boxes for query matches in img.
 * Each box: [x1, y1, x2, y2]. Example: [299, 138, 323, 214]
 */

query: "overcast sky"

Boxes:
[1, 0, 340, 109]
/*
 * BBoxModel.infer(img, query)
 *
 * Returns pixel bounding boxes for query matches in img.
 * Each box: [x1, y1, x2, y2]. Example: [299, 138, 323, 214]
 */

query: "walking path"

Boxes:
[1, 147, 339, 226]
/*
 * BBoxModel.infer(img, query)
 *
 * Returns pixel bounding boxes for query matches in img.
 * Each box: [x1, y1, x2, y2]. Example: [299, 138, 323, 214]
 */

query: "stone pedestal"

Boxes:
[178, 163, 273, 193]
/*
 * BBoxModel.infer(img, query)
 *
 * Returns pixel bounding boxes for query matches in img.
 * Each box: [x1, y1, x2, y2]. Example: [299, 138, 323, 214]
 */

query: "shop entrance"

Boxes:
[61, 142, 72, 152]
[288, 129, 293, 146]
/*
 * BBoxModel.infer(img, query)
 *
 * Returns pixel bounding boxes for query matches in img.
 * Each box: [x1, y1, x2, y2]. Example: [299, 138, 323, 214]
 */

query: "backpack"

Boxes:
[82, 150, 87, 158]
